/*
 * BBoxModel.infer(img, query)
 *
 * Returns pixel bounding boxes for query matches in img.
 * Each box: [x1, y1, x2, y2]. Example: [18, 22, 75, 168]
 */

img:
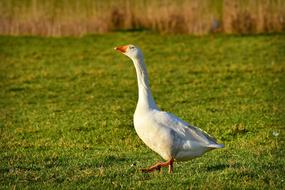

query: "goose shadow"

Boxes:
[205, 163, 241, 172]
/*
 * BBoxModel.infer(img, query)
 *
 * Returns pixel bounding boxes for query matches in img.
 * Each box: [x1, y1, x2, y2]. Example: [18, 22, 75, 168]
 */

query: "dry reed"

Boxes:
[0, 0, 284, 36]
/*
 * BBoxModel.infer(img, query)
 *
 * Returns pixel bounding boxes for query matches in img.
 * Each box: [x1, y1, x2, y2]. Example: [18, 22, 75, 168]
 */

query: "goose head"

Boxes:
[114, 44, 143, 60]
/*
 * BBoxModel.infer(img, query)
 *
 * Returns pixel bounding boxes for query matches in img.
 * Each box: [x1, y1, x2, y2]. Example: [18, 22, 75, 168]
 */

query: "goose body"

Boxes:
[115, 45, 224, 173]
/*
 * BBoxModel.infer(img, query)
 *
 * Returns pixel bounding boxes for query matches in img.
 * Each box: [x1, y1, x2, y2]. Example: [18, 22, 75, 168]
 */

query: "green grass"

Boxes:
[0, 32, 284, 189]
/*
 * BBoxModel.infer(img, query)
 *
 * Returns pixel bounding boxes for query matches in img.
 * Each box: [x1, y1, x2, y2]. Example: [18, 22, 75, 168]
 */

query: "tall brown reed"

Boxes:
[223, 0, 285, 34]
[0, 0, 284, 36]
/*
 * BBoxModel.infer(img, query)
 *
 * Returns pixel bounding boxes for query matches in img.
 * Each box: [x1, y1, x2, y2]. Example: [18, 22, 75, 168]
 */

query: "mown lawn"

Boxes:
[0, 32, 284, 189]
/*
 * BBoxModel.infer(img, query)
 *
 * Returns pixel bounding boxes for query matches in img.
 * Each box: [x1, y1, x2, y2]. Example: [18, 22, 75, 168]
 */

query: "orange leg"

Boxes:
[141, 158, 174, 173]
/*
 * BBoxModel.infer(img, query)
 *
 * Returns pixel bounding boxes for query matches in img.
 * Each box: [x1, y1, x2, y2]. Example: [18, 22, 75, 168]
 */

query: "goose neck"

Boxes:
[132, 57, 157, 111]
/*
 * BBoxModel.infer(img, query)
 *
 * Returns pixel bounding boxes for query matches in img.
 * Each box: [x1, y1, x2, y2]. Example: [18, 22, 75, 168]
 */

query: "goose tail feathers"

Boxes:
[207, 143, 224, 149]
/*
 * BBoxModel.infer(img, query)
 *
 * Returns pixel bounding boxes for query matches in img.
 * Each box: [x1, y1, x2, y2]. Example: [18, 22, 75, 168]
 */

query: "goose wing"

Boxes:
[152, 110, 218, 145]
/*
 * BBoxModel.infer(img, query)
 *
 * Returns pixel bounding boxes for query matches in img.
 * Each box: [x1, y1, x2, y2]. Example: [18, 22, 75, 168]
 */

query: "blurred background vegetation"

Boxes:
[1, 0, 284, 36]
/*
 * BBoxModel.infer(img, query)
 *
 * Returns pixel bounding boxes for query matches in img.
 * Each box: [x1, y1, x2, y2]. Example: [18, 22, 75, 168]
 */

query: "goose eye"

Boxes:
[129, 46, 135, 50]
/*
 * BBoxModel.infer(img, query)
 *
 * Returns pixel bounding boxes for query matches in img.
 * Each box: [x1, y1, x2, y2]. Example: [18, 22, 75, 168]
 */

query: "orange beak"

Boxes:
[115, 45, 128, 53]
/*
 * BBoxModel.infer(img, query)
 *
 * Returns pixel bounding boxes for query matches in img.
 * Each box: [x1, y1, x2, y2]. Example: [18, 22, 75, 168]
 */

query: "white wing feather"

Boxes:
[152, 110, 218, 146]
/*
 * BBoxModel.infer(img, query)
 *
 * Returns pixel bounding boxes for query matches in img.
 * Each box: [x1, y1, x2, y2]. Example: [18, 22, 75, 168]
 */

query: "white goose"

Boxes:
[115, 44, 224, 173]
